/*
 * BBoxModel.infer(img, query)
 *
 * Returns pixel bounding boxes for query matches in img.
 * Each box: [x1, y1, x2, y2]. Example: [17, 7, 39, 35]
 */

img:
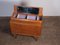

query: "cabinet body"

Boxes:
[10, 5, 43, 39]
[10, 19, 42, 38]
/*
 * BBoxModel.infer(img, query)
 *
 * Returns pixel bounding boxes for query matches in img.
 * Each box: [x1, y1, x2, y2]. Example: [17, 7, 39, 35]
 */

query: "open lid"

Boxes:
[14, 5, 43, 16]
[17, 6, 39, 14]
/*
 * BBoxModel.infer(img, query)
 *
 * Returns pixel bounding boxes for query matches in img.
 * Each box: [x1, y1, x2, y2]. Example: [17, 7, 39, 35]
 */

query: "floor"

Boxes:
[0, 16, 60, 45]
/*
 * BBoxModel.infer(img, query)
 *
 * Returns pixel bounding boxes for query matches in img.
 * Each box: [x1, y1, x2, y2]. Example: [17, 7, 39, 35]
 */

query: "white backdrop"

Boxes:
[0, 0, 60, 16]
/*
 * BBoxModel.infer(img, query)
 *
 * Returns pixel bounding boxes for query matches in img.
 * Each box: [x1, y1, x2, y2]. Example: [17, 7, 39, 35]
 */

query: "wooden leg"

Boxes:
[32, 36, 39, 41]
[11, 32, 17, 38]
[13, 33, 17, 38]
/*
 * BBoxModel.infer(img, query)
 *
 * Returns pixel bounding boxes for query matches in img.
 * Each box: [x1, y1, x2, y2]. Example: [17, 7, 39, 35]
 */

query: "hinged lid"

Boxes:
[14, 5, 43, 16]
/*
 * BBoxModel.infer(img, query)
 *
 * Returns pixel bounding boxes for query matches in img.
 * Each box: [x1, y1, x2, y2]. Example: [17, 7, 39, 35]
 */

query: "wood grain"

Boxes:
[10, 5, 43, 39]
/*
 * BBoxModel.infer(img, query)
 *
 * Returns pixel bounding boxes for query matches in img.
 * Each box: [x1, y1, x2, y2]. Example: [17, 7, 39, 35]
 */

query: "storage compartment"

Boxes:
[13, 13, 42, 20]
[10, 5, 43, 40]
[27, 15, 36, 20]
[17, 14, 27, 19]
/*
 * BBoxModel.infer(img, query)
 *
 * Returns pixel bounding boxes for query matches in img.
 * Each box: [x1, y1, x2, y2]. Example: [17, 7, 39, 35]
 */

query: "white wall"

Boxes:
[23, 0, 60, 16]
[0, 0, 60, 16]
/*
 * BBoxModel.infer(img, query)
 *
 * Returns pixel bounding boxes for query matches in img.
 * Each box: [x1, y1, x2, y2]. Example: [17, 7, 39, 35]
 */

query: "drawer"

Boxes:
[10, 22, 41, 35]
[10, 19, 42, 26]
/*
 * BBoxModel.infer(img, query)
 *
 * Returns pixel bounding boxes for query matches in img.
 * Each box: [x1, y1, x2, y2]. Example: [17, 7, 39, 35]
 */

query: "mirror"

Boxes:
[17, 6, 39, 15]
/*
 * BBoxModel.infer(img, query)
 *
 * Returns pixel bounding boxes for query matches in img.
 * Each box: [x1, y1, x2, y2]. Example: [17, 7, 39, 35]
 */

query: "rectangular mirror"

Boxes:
[17, 6, 39, 15]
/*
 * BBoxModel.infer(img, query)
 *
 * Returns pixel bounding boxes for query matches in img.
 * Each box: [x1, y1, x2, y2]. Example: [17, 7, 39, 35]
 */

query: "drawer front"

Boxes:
[10, 19, 42, 25]
[10, 22, 42, 36]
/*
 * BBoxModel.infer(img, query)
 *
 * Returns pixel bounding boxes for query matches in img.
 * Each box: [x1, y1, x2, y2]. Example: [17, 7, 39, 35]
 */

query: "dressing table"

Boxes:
[10, 5, 43, 40]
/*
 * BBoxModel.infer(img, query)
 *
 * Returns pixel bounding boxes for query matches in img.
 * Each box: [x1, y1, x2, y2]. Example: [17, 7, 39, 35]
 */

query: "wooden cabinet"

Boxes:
[10, 5, 43, 40]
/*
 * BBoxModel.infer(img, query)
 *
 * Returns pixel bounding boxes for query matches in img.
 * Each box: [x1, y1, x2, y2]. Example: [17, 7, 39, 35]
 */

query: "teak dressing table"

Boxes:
[10, 5, 43, 40]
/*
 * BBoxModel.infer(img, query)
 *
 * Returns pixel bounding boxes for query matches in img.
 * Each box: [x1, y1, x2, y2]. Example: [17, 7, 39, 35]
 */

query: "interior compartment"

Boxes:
[13, 13, 42, 21]
[37, 16, 42, 20]
[27, 15, 36, 20]
[17, 14, 27, 19]
[37, 16, 39, 20]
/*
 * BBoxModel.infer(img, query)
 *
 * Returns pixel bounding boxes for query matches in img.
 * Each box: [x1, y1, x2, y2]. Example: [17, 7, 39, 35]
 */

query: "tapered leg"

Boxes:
[11, 32, 17, 38]
[32, 36, 39, 41]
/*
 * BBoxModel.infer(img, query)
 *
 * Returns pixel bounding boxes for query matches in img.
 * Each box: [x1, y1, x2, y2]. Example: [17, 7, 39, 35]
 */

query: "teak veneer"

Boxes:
[10, 5, 43, 40]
